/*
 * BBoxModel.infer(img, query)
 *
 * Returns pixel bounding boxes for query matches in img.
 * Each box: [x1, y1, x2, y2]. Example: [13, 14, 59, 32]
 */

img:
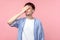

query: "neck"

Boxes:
[26, 15, 34, 19]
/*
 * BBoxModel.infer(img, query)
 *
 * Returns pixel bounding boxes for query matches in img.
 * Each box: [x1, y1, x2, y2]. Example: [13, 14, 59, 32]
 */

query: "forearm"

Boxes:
[7, 5, 30, 24]
[7, 12, 22, 25]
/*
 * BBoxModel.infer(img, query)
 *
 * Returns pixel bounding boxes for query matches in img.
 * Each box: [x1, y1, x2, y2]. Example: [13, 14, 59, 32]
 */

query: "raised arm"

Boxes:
[7, 5, 30, 25]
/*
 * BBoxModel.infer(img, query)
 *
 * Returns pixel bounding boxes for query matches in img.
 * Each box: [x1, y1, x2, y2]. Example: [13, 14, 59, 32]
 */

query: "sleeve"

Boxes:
[38, 20, 44, 40]
[9, 18, 22, 28]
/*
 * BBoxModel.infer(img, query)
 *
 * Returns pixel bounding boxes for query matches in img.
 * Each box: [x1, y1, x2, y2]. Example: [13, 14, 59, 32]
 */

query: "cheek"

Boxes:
[25, 10, 31, 13]
[25, 9, 33, 13]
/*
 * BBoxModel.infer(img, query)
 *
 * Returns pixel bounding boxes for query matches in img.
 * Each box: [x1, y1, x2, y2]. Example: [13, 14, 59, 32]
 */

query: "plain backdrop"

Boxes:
[0, 0, 60, 40]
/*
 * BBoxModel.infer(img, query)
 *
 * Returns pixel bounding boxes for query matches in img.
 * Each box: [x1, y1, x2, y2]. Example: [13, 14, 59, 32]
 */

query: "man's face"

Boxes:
[25, 5, 34, 16]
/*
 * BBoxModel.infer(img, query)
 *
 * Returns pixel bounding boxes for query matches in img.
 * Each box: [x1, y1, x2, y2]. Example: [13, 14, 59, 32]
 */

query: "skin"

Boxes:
[7, 5, 35, 24]
[25, 5, 35, 19]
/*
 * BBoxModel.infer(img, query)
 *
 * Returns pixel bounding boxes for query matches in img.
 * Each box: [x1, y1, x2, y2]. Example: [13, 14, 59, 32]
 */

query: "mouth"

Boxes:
[26, 14, 30, 16]
[26, 13, 32, 16]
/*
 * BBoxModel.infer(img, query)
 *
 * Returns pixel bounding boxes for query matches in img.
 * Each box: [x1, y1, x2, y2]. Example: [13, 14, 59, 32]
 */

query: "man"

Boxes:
[7, 2, 44, 40]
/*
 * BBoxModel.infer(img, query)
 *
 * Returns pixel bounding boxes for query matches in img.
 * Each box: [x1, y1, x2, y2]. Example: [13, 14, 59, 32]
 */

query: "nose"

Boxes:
[28, 9, 30, 12]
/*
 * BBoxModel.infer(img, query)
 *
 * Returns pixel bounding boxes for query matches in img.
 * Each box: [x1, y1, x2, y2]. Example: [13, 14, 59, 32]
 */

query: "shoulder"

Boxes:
[34, 18, 41, 23]
[17, 17, 26, 21]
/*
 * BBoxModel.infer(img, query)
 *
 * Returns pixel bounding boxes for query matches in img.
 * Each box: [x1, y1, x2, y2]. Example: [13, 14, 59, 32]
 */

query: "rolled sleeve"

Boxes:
[9, 18, 22, 28]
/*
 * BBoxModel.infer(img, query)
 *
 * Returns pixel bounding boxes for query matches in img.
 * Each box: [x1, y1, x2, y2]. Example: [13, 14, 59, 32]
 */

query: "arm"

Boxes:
[7, 5, 30, 25]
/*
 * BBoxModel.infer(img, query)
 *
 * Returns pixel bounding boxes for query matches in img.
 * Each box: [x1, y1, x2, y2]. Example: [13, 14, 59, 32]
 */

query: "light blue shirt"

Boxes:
[9, 17, 44, 40]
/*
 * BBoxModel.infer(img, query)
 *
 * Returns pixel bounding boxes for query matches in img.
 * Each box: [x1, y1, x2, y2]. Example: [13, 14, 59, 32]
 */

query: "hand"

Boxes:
[21, 5, 30, 13]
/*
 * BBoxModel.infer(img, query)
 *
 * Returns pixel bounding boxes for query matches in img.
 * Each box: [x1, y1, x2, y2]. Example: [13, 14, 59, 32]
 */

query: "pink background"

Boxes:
[0, 0, 60, 40]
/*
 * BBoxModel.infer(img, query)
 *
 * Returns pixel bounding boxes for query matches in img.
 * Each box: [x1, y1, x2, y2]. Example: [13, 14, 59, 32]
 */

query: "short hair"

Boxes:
[24, 2, 35, 10]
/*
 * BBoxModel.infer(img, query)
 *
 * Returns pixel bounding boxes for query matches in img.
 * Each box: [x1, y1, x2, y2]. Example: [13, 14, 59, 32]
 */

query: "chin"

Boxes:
[26, 14, 31, 16]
